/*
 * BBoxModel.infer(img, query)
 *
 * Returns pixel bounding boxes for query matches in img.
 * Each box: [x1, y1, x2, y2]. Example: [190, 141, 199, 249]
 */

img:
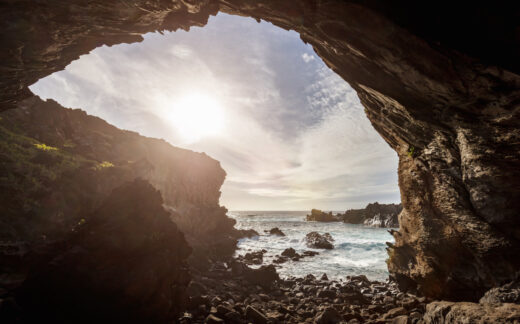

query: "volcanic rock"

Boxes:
[305, 232, 334, 249]
[266, 227, 285, 236]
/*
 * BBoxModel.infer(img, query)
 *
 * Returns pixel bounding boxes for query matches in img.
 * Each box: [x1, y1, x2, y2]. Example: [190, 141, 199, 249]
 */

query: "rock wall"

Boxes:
[1, 0, 519, 300]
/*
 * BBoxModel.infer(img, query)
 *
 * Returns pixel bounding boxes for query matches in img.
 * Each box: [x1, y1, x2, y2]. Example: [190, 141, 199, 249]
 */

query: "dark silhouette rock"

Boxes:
[16, 179, 191, 323]
[305, 232, 334, 249]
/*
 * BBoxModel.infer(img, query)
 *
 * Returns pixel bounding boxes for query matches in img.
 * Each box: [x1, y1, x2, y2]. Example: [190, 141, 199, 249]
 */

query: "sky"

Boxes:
[30, 13, 399, 211]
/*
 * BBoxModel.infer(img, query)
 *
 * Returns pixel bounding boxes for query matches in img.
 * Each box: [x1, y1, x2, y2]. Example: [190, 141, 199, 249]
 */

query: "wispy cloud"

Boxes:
[30, 13, 399, 211]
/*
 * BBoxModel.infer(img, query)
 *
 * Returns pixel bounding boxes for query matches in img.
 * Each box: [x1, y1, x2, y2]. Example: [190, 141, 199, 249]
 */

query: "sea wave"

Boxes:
[230, 211, 394, 281]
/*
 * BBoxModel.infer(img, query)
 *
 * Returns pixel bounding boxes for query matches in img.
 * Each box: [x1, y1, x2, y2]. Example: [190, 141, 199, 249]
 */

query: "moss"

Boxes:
[34, 143, 58, 151]
[95, 161, 114, 170]
[407, 146, 415, 158]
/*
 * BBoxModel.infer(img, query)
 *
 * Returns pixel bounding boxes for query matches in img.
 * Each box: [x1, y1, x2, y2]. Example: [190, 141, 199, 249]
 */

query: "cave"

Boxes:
[1, 0, 519, 323]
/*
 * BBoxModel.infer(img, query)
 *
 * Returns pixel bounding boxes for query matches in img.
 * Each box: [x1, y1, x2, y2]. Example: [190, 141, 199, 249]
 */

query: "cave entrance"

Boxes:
[24, 13, 399, 281]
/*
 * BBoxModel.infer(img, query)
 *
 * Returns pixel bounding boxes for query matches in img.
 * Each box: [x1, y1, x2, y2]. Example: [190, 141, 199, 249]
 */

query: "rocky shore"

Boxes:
[184, 260, 429, 324]
[182, 258, 520, 324]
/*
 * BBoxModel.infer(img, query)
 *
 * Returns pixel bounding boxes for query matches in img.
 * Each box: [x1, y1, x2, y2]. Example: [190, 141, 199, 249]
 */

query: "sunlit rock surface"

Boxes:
[1, 0, 519, 300]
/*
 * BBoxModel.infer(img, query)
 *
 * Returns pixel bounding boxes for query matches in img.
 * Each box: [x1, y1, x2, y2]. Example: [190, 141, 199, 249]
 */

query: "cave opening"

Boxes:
[26, 12, 400, 281]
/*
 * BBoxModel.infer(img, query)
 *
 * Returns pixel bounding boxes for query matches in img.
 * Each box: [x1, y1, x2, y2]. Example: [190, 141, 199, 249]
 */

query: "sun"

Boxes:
[167, 93, 225, 143]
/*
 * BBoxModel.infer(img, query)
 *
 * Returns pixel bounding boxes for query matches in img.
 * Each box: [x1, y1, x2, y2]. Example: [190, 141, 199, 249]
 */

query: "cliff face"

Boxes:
[0, 96, 229, 243]
[1, 0, 519, 301]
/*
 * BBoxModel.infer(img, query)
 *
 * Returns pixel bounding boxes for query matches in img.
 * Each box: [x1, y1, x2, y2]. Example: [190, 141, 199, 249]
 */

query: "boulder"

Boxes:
[266, 227, 285, 236]
[16, 180, 192, 323]
[423, 301, 520, 323]
[235, 228, 259, 238]
[281, 247, 297, 257]
[479, 276, 520, 304]
[305, 232, 334, 249]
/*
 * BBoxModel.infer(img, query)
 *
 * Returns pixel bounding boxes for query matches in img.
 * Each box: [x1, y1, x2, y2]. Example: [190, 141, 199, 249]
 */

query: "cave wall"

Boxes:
[1, 0, 519, 300]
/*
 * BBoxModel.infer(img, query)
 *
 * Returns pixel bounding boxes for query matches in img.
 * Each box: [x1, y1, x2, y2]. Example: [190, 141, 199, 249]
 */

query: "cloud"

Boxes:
[302, 53, 315, 63]
[30, 13, 399, 211]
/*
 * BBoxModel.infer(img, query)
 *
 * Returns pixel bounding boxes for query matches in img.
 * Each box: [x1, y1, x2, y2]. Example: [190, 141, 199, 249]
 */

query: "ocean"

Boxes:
[228, 211, 395, 282]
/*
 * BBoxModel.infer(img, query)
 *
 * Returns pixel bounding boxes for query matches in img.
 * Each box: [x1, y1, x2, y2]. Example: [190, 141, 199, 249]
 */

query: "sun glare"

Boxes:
[166, 93, 225, 143]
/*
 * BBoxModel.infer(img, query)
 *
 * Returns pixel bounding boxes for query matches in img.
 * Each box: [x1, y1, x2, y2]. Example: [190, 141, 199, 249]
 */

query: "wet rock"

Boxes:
[236, 228, 259, 238]
[246, 305, 268, 324]
[240, 250, 265, 265]
[302, 251, 320, 257]
[305, 232, 334, 249]
[266, 227, 285, 236]
[282, 247, 297, 257]
[321, 273, 329, 281]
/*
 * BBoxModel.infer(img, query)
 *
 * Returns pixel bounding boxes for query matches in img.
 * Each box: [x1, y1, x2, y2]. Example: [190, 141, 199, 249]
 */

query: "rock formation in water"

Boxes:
[1, 0, 519, 302]
[306, 209, 341, 222]
[305, 232, 334, 250]
[342, 203, 402, 228]
[15, 179, 191, 323]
